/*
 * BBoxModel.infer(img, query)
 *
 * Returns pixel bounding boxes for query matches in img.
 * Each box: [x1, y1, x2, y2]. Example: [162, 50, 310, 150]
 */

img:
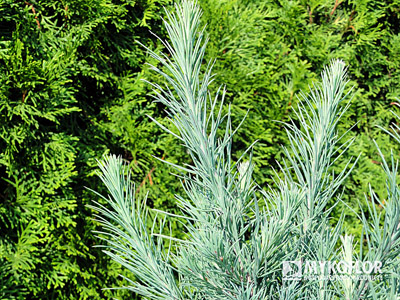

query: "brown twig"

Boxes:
[308, 6, 313, 24]
[348, 25, 357, 34]
[22, 90, 27, 103]
[345, 10, 357, 34]
[330, 0, 342, 16]
[24, 1, 40, 29]
[135, 154, 165, 194]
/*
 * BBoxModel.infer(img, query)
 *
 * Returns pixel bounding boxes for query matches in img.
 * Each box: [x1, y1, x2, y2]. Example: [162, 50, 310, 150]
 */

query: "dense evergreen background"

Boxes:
[1, 0, 399, 298]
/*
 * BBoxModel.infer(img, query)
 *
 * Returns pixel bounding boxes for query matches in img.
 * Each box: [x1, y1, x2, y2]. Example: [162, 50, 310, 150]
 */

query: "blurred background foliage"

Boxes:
[0, 0, 399, 298]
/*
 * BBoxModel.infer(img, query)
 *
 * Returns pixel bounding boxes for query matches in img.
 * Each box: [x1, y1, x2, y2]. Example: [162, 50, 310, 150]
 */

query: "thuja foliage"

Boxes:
[91, 1, 400, 299]
[0, 0, 172, 299]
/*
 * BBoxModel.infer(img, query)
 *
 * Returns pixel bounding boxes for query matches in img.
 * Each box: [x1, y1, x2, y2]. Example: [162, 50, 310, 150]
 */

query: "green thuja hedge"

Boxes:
[1, 0, 400, 298]
[0, 0, 173, 298]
